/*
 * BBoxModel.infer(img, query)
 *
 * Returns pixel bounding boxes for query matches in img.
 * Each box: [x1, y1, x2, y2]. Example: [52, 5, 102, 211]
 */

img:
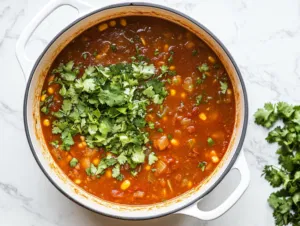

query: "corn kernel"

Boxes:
[171, 139, 179, 146]
[210, 150, 217, 156]
[170, 89, 176, 96]
[43, 119, 50, 127]
[212, 156, 219, 163]
[162, 116, 168, 122]
[40, 94, 46, 102]
[66, 155, 72, 162]
[199, 113, 207, 121]
[92, 158, 100, 165]
[47, 87, 54, 94]
[145, 165, 151, 171]
[140, 37, 146, 46]
[208, 56, 216, 64]
[188, 181, 193, 188]
[164, 44, 169, 52]
[120, 179, 131, 190]
[74, 179, 81, 184]
[169, 65, 176, 70]
[109, 20, 116, 27]
[106, 169, 112, 178]
[98, 23, 108, 32]
[82, 141, 87, 147]
[120, 18, 127, 27]
[80, 136, 85, 141]
[78, 143, 83, 148]
[180, 92, 186, 99]
[106, 152, 112, 158]
[227, 89, 232, 95]
[162, 188, 167, 197]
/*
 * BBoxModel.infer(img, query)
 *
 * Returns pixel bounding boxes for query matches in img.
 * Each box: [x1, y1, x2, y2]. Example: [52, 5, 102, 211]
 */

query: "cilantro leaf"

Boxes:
[254, 103, 278, 128]
[220, 81, 228, 94]
[43, 61, 168, 180]
[69, 158, 78, 167]
[207, 137, 214, 146]
[148, 152, 158, 165]
[254, 102, 300, 226]
[198, 63, 209, 72]
[198, 161, 207, 172]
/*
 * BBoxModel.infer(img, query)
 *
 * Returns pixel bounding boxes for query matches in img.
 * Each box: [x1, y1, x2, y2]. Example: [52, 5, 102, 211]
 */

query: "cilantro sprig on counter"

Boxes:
[45, 60, 165, 180]
[255, 102, 300, 226]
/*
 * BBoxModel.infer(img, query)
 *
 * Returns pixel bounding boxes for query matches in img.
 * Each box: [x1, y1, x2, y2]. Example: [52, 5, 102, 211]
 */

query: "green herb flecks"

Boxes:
[192, 49, 198, 56]
[69, 158, 78, 167]
[110, 43, 117, 52]
[220, 81, 228, 94]
[198, 161, 207, 172]
[48, 60, 167, 180]
[195, 95, 203, 106]
[168, 51, 174, 64]
[148, 152, 158, 165]
[207, 137, 214, 146]
[198, 63, 209, 73]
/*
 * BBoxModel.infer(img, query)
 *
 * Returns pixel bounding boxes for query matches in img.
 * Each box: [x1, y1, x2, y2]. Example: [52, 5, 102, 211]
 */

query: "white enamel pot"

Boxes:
[17, 0, 250, 221]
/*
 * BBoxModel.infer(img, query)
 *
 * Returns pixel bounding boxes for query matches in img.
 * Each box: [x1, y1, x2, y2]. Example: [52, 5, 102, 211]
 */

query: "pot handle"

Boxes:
[16, 0, 92, 80]
[176, 151, 250, 220]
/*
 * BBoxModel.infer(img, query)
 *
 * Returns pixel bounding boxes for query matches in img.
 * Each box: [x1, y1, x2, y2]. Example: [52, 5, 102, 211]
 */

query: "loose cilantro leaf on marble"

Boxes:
[255, 102, 300, 226]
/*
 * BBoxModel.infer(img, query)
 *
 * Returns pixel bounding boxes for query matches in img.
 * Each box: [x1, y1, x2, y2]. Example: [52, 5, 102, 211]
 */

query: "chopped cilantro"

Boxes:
[93, 51, 98, 56]
[198, 63, 209, 72]
[110, 43, 117, 52]
[157, 128, 164, 133]
[45, 61, 167, 179]
[148, 122, 155, 129]
[207, 137, 214, 146]
[131, 170, 138, 177]
[41, 106, 49, 114]
[82, 52, 88, 59]
[168, 51, 174, 64]
[198, 161, 207, 172]
[192, 49, 198, 56]
[196, 78, 202, 85]
[154, 49, 160, 56]
[148, 152, 158, 165]
[50, 140, 59, 148]
[160, 65, 169, 74]
[220, 81, 228, 94]
[69, 158, 78, 167]
[167, 134, 173, 140]
[195, 95, 203, 106]
[168, 70, 176, 76]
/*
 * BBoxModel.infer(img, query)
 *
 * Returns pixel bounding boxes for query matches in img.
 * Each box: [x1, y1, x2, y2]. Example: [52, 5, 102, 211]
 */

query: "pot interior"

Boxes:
[24, 3, 247, 219]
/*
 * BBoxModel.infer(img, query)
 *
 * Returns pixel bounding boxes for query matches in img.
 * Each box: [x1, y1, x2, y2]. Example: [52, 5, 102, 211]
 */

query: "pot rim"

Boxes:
[23, 2, 249, 220]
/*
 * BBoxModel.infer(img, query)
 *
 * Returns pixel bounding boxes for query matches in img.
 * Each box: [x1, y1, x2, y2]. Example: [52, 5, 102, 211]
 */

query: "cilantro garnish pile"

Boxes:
[42, 61, 167, 180]
[254, 102, 300, 225]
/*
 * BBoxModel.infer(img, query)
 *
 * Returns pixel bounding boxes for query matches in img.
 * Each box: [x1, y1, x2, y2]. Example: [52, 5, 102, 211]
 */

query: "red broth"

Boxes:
[40, 17, 235, 204]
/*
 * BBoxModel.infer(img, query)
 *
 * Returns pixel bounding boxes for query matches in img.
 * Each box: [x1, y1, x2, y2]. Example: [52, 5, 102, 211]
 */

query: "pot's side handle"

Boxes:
[176, 151, 250, 221]
[16, 0, 92, 80]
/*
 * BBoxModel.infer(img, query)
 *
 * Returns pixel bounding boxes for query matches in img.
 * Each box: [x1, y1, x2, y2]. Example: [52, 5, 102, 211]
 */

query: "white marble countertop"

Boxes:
[1, 0, 300, 225]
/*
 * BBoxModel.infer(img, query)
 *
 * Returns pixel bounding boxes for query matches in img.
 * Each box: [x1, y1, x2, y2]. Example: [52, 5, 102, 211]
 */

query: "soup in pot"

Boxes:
[39, 17, 235, 205]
